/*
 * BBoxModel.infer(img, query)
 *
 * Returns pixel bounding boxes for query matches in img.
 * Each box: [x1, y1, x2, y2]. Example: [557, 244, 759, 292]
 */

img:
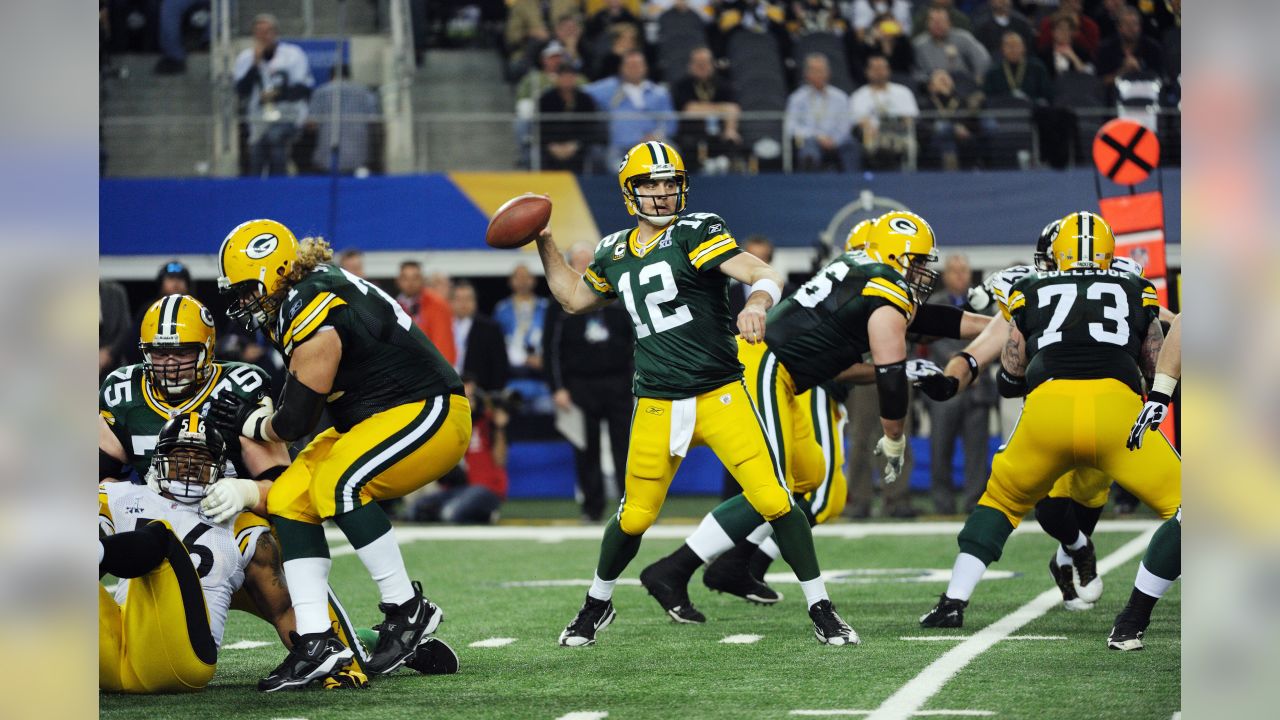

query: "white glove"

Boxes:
[906, 359, 944, 382]
[200, 477, 261, 524]
[874, 435, 906, 484]
[1126, 400, 1167, 451]
[966, 285, 993, 312]
[143, 465, 162, 494]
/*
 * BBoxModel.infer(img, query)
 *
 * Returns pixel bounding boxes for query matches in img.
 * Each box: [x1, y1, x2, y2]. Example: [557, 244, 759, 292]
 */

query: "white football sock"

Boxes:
[1056, 544, 1073, 567]
[98, 540, 105, 565]
[1134, 561, 1177, 599]
[283, 557, 334, 635]
[587, 573, 617, 601]
[799, 577, 829, 608]
[945, 553, 988, 602]
[745, 522, 774, 545]
[1066, 531, 1088, 551]
[686, 513, 735, 564]
[353, 530, 415, 606]
[757, 536, 782, 561]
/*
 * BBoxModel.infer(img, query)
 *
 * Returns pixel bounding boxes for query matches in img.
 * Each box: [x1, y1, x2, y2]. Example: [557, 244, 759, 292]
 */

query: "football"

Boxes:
[485, 193, 552, 249]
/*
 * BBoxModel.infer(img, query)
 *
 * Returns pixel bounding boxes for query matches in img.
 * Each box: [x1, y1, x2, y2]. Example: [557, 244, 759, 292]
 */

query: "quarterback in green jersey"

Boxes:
[535, 140, 858, 647]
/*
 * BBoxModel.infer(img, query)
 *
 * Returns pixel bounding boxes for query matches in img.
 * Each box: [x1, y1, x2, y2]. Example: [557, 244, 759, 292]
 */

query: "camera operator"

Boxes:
[233, 13, 314, 177]
[409, 378, 509, 524]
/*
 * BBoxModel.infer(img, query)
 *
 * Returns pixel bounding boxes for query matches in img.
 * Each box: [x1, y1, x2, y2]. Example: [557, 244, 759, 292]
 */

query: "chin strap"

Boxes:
[639, 212, 677, 226]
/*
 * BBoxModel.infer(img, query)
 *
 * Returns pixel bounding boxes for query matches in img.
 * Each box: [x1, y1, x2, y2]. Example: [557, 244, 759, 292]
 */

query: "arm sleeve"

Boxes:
[907, 303, 963, 338]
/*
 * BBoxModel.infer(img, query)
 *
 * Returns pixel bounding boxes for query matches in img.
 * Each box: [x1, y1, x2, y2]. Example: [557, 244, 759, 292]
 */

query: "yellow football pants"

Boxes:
[99, 526, 216, 693]
[738, 337, 849, 523]
[617, 378, 791, 535]
[269, 394, 471, 523]
[980, 378, 1181, 527]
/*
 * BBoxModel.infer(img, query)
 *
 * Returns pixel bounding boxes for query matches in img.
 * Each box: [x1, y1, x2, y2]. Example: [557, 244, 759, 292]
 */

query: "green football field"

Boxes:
[100, 518, 1179, 720]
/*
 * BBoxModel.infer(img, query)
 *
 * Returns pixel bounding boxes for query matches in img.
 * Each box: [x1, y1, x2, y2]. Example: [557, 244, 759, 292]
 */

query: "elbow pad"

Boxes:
[907, 303, 963, 339]
[100, 449, 128, 480]
[875, 360, 910, 421]
[997, 368, 1027, 398]
[273, 372, 327, 442]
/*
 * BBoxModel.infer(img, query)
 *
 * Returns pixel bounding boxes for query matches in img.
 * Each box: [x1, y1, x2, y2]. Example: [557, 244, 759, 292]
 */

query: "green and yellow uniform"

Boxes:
[265, 264, 470, 523]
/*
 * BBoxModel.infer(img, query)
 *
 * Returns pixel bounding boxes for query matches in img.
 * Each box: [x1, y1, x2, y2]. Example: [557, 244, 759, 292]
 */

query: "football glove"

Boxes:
[200, 477, 261, 524]
[206, 392, 273, 441]
[874, 435, 906, 484]
[1126, 391, 1171, 451]
[908, 359, 960, 401]
[906, 358, 943, 381]
[966, 285, 993, 312]
[321, 668, 370, 690]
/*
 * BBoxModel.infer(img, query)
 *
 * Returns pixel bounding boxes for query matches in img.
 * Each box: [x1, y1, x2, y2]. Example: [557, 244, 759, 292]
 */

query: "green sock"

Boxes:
[957, 506, 1016, 565]
[1142, 513, 1181, 580]
[710, 493, 768, 540]
[271, 516, 331, 562]
[596, 516, 643, 581]
[333, 502, 394, 549]
[769, 508, 821, 581]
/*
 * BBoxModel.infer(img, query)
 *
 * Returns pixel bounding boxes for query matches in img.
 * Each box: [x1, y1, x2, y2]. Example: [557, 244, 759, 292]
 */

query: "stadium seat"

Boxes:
[726, 30, 788, 170]
[792, 32, 855, 94]
[656, 8, 709, 84]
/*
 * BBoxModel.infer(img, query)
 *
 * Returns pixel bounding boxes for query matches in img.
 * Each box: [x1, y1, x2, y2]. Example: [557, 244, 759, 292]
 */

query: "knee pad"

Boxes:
[617, 503, 656, 535]
[743, 484, 791, 522]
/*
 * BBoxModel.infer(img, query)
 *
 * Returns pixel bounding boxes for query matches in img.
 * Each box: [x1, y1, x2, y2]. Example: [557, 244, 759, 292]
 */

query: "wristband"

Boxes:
[1151, 372, 1178, 398]
[748, 278, 782, 308]
[955, 351, 980, 384]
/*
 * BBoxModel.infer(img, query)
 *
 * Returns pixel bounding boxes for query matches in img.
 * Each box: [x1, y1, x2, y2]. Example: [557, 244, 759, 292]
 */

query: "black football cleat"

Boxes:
[366, 581, 444, 675]
[808, 599, 860, 646]
[640, 558, 707, 624]
[258, 629, 354, 692]
[919, 594, 968, 628]
[558, 595, 617, 647]
[703, 549, 783, 605]
[405, 637, 460, 674]
[1066, 539, 1103, 603]
[1107, 605, 1149, 651]
[1049, 555, 1093, 611]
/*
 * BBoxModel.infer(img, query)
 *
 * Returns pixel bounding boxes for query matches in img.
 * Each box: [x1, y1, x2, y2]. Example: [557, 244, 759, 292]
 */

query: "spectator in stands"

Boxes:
[337, 248, 365, 278]
[154, 0, 209, 74]
[1091, 0, 1128, 41]
[303, 64, 381, 176]
[585, 0, 645, 55]
[972, 0, 1035, 57]
[923, 253, 995, 514]
[912, 6, 990, 85]
[495, 265, 551, 411]
[409, 377, 508, 524]
[545, 243, 635, 522]
[1040, 14, 1094, 80]
[539, 65, 604, 173]
[848, 0, 912, 38]
[786, 53, 858, 172]
[788, 0, 848, 37]
[234, 14, 314, 177]
[848, 12, 915, 83]
[584, 50, 677, 167]
[99, 280, 132, 382]
[1095, 6, 1164, 88]
[589, 20, 642, 81]
[125, 260, 191, 364]
[503, 0, 581, 79]
[714, 0, 792, 60]
[396, 260, 425, 318]
[418, 271, 457, 365]
[671, 47, 743, 174]
[1161, 0, 1180, 83]
[982, 31, 1051, 103]
[911, 0, 971, 35]
[920, 69, 978, 170]
[450, 279, 509, 393]
[850, 54, 919, 170]
[517, 41, 580, 167]
[553, 13, 591, 76]
[1035, 0, 1100, 57]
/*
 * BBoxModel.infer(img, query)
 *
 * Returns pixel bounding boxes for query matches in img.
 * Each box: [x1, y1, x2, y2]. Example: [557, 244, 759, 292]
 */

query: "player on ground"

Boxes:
[208, 220, 471, 688]
[100, 414, 365, 692]
[643, 213, 992, 616]
[534, 141, 857, 646]
[918, 211, 1181, 628]
[1110, 312, 1182, 650]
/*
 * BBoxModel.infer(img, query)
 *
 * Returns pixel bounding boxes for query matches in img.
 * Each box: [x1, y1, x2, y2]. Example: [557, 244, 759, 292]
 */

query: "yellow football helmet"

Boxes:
[843, 218, 873, 252]
[617, 141, 688, 226]
[1052, 211, 1115, 270]
[217, 218, 300, 331]
[139, 294, 217, 400]
[865, 210, 941, 301]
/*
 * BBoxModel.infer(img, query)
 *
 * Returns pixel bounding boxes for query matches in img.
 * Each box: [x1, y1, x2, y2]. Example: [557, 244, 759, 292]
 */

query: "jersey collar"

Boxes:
[142, 364, 223, 418]
[628, 226, 669, 259]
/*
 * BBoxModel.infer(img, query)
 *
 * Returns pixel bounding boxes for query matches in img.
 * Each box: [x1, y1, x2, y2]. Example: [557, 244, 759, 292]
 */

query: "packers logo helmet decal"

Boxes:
[245, 233, 280, 260]
[887, 216, 920, 235]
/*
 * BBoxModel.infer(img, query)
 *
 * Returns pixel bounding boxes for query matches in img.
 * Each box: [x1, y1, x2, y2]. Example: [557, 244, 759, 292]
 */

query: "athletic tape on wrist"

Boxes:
[748, 278, 782, 308]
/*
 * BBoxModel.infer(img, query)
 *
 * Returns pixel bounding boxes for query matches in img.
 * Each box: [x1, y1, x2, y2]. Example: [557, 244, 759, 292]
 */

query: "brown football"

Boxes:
[485, 193, 552, 249]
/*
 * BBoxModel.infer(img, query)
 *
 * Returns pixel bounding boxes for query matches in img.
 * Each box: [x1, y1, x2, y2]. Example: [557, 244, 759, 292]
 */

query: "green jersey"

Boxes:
[1008, 268, 1160, 395]
[765, 254, 916, 394]
[99, 361, 270, 479]
[584, 212, 743, 398]
[272, 264, 463, 432]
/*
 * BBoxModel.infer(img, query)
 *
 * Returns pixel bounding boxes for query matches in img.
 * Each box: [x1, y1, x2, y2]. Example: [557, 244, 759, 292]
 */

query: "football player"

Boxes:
[1110, 312, 1182, 650]
[533, 141, 856, 646]
[97, 293, 374, 677]
[208, 220, 471, 688]
[918, 211, 1181, 628]
[99, 414, 367, 692]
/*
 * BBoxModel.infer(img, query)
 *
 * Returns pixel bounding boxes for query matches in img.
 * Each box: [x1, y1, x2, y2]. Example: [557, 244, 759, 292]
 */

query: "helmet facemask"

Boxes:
[1035, 220, 1062, 271]
[626, 170, 687, 227]
[152, 442, 222, 505]
[141, 344, 210, 401]
[899, 252, 941, 303]
[221, 279, 283, 333]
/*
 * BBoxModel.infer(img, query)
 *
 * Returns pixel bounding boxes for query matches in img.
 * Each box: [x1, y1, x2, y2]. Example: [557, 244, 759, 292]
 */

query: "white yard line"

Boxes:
[899, 635, 1067, 642]
[554, 713, 608, 720]
[222, 640, 274, 650]
[790, 711, 994, 717]
[469, 637, 517, 648]
[866, 528, 1157, 720]
[720, 634, 762, 644]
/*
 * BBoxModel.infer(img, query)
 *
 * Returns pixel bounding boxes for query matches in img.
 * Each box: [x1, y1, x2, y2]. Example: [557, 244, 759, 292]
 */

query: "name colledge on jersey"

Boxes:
[1039, 269, 1130, 278]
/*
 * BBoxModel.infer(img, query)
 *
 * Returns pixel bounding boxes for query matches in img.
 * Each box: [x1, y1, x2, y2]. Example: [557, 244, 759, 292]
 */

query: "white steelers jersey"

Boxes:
[99, 482, 267, 648]
[984, 264, 1036, 321]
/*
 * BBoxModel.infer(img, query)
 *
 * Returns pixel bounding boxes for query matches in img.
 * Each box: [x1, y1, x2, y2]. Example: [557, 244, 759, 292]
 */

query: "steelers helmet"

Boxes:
[1034, 219, 1062, 271]
[865, 210, 941, 301]
[217, 219, 300, 332]
[150, 412, 226, 505]
[139, 294, 217, 401]
[617, 141, 688, 226]
[843, 218, 874, 253]
[1052, 211, 1115, 270]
